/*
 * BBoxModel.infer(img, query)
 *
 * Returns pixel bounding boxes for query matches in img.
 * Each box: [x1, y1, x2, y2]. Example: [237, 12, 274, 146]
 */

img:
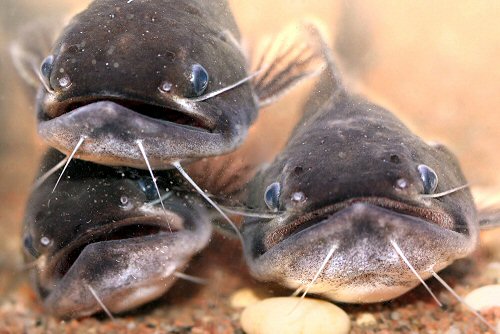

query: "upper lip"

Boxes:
[43, 96, 216, 132]
[264, 197, 454, 251]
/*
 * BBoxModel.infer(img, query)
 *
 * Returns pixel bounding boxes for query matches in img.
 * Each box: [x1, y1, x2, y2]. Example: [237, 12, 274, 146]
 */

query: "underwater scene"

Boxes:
[0, 1, 499, 333]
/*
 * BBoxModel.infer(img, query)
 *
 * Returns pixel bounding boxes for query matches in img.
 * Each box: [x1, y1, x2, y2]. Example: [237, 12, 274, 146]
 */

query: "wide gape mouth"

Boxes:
[263, 197, 454, 251]
[45, 97, 215, 132]
[49, 217, 181, 281]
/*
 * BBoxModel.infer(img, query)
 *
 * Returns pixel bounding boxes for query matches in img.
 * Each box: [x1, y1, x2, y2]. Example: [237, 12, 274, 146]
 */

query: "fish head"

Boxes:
[36, 0, 256, 169]
[242, 91, 478, 303]
[23, 150, 211, 318]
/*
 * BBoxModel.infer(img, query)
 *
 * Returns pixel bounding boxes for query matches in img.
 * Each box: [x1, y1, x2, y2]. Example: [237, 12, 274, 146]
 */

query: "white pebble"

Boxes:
[464, 284, 500, 311]
[230, 288, 265, 309]
[241, 297, 351, 334]
[484, 262, 500, 281]
[355, 312, 377, 327]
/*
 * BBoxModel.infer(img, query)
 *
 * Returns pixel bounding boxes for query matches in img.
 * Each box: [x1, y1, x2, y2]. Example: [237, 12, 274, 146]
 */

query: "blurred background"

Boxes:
[0, 0, 499, 330]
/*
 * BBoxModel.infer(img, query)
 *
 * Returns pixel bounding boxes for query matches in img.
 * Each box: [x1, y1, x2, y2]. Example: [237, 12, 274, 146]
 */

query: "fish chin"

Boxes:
[38, 210, 211, 318]
[245, 202, 477, 303]
[38, 100, 244, 169]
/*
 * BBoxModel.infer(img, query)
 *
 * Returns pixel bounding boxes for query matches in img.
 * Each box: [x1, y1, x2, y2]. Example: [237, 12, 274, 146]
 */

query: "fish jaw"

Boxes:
[243, 202, 478, 303]
[36, 206, 211, 318]
[37, 100, 246, 169]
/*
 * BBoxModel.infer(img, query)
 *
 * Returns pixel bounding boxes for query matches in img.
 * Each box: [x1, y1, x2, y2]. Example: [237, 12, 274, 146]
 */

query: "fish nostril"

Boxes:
[291, 191, 306, 204]
[40, 236, 52, 247]
[119, 195, 133, 210]
[390, 154, 401, 164]
[159, 81, 173, 93]
[120, 196, 129, 205]
[293, 166, 304, 175]
[395, 178, 409, 190]
[57, 74, 72, 90]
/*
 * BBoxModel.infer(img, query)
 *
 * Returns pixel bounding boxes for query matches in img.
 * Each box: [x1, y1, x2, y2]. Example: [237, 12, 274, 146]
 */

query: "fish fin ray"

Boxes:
[479, 208, 500, 230]
[186, 155, 259, 198]
[473, 188, 500, 230]
[251, 21, 329, 108]
[10, 18, 62, 91]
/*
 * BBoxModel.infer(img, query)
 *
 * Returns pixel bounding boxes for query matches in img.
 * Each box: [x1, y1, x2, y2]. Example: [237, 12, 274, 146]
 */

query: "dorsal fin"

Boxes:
[297, 23, 345, 122]
[250, 21, 329, 108]
[312, 23, 344, 95]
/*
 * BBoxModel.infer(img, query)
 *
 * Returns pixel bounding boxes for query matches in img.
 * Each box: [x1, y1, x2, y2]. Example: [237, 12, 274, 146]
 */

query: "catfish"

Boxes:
[12, 0, 324, 169]
[22, 149, 211, 318]
[241, 41, 483, 305]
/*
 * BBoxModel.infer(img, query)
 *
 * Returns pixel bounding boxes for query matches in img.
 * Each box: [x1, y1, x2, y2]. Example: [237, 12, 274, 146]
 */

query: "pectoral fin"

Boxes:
[479, 208, 500, 230]
[10, 18, 62, 92]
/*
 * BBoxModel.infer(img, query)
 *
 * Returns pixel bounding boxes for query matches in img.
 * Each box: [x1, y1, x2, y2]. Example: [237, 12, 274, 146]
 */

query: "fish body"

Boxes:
[23, 149, 211, 318]
[13, 0, 323, 169]
[241, 44, 479, 303]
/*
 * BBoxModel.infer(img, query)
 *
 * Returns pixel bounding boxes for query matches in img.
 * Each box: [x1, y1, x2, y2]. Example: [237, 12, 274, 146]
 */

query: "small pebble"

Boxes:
[464, 284, 500, 311]
[240, 297, 350, 334]
[446, 325, 463, 334]
[355, 312, 377, 327]
[390, 311, 401, 321]
[482, 229, 500, 259]
[230, 288, 263, 308]
[484, 262, 500, 282]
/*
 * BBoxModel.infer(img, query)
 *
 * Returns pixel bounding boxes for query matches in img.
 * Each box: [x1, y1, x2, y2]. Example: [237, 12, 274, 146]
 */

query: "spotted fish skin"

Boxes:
[33, 0, 257, 169]
[23, 149, 211, 318]
[241, 42, 478, 303]
[6, 0, 327, 170]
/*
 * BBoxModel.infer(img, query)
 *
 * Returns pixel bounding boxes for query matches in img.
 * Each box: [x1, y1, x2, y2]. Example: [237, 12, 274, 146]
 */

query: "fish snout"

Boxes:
[38, 204, 211, 318]
[245, 202, 476, 304]
[37, 99, 245, 169]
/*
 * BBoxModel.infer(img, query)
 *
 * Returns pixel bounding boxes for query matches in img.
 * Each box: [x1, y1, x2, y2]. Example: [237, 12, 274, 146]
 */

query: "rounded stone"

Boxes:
[355, 312, 377, 327]
[240, 297, 351, 334]
[230, 288, 264, 309]
[464, 284, 500, 311]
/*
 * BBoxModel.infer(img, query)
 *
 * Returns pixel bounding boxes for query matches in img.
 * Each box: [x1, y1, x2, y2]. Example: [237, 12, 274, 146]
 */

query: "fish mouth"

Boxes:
[37, 204, 211, 318]
[45, 215, 182, 288]
[44, 97, 216, 132]
[263, 197, 454, 252]
[37, 99, 243, 169]
[247, 201, 475, 303]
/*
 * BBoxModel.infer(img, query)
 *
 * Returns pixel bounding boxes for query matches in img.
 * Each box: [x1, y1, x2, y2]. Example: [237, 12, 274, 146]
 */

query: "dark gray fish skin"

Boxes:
[23, 149, 211, 318]
[241, 47, 479, 303]
[36, 0, 255, 169]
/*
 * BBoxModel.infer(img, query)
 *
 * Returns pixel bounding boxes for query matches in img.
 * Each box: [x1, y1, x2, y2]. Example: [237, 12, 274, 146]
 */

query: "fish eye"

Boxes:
[23, 234, 39, 258]
[417, 164, 438, 194]
[189, 63, 209, 97]
[40, 55, 55, 88]
[138, 178, 158, 201]
[264, 182, 281, 211]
